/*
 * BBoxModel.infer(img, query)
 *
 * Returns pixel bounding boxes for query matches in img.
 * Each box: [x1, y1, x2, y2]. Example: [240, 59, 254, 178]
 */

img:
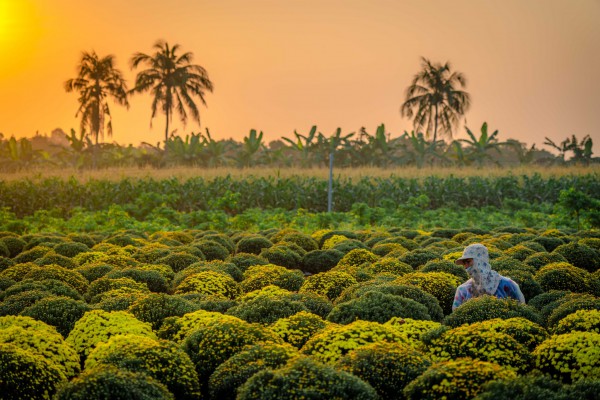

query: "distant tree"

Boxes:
[401, 57, 471, 142]
[459, 122, 507, 165]
[64, 52, 129, 146]
[130, 40, 214, 144]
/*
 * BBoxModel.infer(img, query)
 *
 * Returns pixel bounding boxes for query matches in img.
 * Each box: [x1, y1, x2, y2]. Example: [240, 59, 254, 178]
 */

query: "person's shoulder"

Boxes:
[456, 279, 473, 290]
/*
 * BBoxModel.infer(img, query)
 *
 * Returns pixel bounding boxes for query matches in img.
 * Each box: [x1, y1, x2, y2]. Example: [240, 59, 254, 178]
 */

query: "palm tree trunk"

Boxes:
[164, 109, 170, 145]
[433, 104, 438, 143]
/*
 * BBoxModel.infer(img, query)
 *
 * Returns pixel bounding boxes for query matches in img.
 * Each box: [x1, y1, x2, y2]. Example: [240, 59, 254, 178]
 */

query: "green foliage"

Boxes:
[20, 296, 91, 337]
[553, 242, 600, 272]
[0, 278, 81, 302]
[0, 342, 65, 400]
[22, 264, 88, 294]
[534, 331, 600, 383]
[299, 270, 358, 302]
[505, 244, 538, 261]
[327, 291, 431, 324]
[0, 289, 53, 316]
[395, 271, 460, 315]
[128, 293, 200, 330]
[175, 270, 242, 299]
[191, 239, 230, 261]
[524, 251, 568, 269]
[546, 294, 600, 327]
[86, 277, 149, 303]
[269, 311, 330, 348]
[34, 252, 78, 269]
[85, 334, 201, 400]
[474, 373, 565, 400]
[53, 241, 90, 258]
[260, 244, 303, 269]
[156, 309, 242, 342]
[398, 248, 439, 269]
[66, 309, 156, 359]
[444, 295, 542, 327]
[241, 264, 304, 292]
[107, 267, 169, 293]
[12, 246, 53, 264]
[208, 343, 298, 400]
[157, 252, 202, 272]
[237, 356, 378, 400]
[236, 235, 273, 255]
[0, 236, 26, 258]
[301, 320, 416, 364]
[227, 252, 269, 272]
[403, 358, 516, 400]
[554, 309, 600, 335]
[384, 317, 442, 341]
[336, 342, 431, 399]
[534, 262, 590, 293]
[420, 259, 469, 281]
[227, 294, 309, 324]
[302, 249, 345, 274]
[54, 365, 174, 400]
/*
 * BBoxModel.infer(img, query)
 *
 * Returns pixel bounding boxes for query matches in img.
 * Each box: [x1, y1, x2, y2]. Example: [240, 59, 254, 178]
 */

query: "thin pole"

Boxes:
[328, 152, 334, 212]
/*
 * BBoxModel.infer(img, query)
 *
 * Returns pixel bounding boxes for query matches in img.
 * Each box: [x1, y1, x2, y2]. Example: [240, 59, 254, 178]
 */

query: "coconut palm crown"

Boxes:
[130, 40, 214, 144]
[401, 57, 471, 142]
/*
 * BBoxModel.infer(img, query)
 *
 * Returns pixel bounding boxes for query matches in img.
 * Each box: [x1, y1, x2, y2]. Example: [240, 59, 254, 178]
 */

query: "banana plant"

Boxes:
[281, 125, 318, 167]
[398, 131, 448, 168]
[164, 131, 205, 165]
[505, 139, 540, 165]
[460, 122, 506, 165]
[237, 129, 264, 167]
[201, 128, 230, 167]
[0, 136, 50, 171]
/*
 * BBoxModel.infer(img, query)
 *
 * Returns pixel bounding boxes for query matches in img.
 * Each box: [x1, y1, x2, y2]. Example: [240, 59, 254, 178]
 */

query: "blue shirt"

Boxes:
[452, 276, 526, 311]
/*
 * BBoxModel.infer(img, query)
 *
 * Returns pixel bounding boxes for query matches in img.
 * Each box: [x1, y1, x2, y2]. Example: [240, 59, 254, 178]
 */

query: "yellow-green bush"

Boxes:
[336, 249, 379, 269]
[403, 358, 516, 400]
[54, 365, 174, 400]
[336, 342, 431, 399]
[0, 236, 26, 258]
[93, 287, 150, 311]
[34, 253, 78, 270]
[505, 244, 538, 261]
[269, 311, 330, 348]
[22, 264, 88, 294]
[175, 270, 242, 299]
[226, 294, 309, 325]
[0, 278, 81, 302]
[444, 295, 542, 327]
[235, 235, 273, 255]
[554, 309, 600, 335]
[0, 342, 65, 400]
[181, 317, 282, 386]
[533, 331, 600, 383]
[86, 277, 150, 303]
[238, 285, 292, 302]
[367, 257, 413, 276]
[427, 324, 533, 373]
[384, 317, 442, 341]
[241, 264, 304, 293]
[128, 293, 200, 330]
[156, 309, 242, 342]
[156, 252, 202, 272]
[75, 262, 115, 283]
[0, 325, 80, 379]
[236, 356, 378, 400]
[299, 270, 357, 302]
[546, 294, 600, 327]
[0, 289, 53, 316]
[398, 249, 439, 269]
[371, 242, 407, 257]
[227, 252, 269, 272]
[0, 262, 38, 282]
[285, 292, 333, 318]
[106, 268, 169, 293]
[301, 320, 417, 364]
[20, 296, 91, 337]
[394, 271, 460, 315]
[534, 262, 590, 293]
[208, 343, 298, 400]
[86, 334, 201, 400]
[467, 317, 549, 351]
[66, 309, 156, 359]
[12, 246, 53, 264]
[190, 240, 230, 261]
[259, 244, 303, 269]
[53, 242, 90, 258]
[420, 259, 469, 282]
[524, 251, 568, 270]
[322, 234, 350, 250]
[553, 242, 600, 272]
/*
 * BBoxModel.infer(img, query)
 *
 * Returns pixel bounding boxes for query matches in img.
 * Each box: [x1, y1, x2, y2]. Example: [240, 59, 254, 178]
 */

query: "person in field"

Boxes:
[452, 243, 525, 311]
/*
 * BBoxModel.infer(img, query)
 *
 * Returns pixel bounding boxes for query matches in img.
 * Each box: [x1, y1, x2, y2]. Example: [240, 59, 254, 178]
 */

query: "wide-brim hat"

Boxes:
[454, 243, 488, 265]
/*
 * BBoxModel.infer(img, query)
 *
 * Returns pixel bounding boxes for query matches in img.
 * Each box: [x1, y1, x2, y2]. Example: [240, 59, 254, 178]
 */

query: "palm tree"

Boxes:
[130, 40, 214, 144]
[64, 51, 129, 146]
[401, 57, 471, 142]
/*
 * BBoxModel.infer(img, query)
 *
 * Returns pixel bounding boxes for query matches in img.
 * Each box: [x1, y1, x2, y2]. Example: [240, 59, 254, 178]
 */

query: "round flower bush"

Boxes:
[226, 294, 309, 324]
[326, 291, 431, 324]
[75, 262, 115, 283]
[34, 253, 78, 270]
[301, 249, 344, 274]
[474, 372, 565, 400]
[236, 235, 273, 255]
[336, 249, 379, 269]
[66, 309, 156, 359]
[528, 290, 570, 311]
[0, 236, 26, 258]
[533, 331, 600, 383]
[403, 358, 516, 400]
[0, 262, 38, 282]
[269, 311, 330, 348]
[427, 325, 533, 373]
[398, 249, 439, 269]
[0, 278, 82, 302]
[0, 289, 54, 316]
[371, 242, 407, 257]
[54, 365, 173, 400]
[444, 295, 542, 327]
[321, 234, 351, 250]
[227, 252, 269, 272]
[190, 240, 230, 261]
[504, 244, 538, 261]
[156, 252, 202, 273]
[277, 232, 319, 252]
[128, 293, 200, 330]
[301, 320, 417, 364]
[106, 268, 169, 293]
[12, 246, 53, 264]
[238, 285, 292, 302]
[299, 270, 358, 302]
[156, 309, 243, 342]
[502, 270, 543, 302]
[285, 292, 333, 318]
[552, 242, 600, 272]
[524, 251, 568, 270]
[336, 341, 431, 399]
[86, 277, 150, 303]
[0, 342, 65, 400]
[259, 244, 303, 269]
[241, 264, 304, 292]
[85, 334, 201, 400]
[236, 356, 378, 400]
[200, 233, 235, 254]
[0, 324, 80, 379]
[468, 317, 549, 351]
[554, 309, 600, 335]
[22, 264, 88, 294]
[53, 242, 90, 258]
[93, 287, 150, 311]
[133, 245, 171, 264]
[208, 343, 298, 400]
[546, 294, 600, 327]
[181, 317, 282, 386]
[394, 272, 460, 315]
[175, 270, 242, 299]
[420, 259, 469, 282]
[20, 296, 91, 337]
[492, 256, 536, 275]
[384, 317, 442, 341]
[367, 257, 413, 276]
[534, 262, 591, 293]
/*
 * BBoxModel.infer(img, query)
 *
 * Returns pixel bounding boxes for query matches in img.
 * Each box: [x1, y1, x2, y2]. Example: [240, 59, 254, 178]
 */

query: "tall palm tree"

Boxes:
[130, 40, 214, 144]
[64, 51, 129, 146]
[401, 57, 471, 142]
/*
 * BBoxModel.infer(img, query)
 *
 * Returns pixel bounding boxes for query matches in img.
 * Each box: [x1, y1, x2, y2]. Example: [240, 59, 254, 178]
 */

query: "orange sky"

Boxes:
[1, 0, 599, 147]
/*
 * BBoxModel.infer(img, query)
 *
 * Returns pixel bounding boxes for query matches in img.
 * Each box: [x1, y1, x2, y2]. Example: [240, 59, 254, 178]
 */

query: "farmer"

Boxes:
[452, 243, 525, 311]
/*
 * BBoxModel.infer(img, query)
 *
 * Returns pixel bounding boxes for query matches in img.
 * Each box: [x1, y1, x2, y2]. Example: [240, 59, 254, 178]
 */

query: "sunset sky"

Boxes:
[1, 0, 599, 147]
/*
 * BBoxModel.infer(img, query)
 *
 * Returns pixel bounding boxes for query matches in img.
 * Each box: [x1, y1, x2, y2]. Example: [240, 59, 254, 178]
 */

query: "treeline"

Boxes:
[1, 173, 598, 218]
[0, 123, 595, 172]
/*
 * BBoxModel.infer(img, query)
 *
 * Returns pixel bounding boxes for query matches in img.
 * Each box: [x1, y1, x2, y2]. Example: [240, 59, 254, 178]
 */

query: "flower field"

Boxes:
[0, 223, 599, 399]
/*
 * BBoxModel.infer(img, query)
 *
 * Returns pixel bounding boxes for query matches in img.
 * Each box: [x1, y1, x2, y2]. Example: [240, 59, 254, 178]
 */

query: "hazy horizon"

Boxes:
[1, 0, 599, 148]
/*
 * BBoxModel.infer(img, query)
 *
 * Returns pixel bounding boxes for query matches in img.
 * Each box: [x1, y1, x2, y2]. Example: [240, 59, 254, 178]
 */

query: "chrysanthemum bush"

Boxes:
[269, 311, 331, 348]
[0, 278, 82, 302]
[236, 356, 378, 400]
[22, 264, 89, 295]
[524, 251, 568, 270]
[66, 309, 156, 359]
[93, 287, 150, 312]
[466, 317, 549, 351]
[403, 358, 516, 400]
[226, 294, 309, 324]
[384, 317, 442, 341]
[175, 270, 242, 299]
[208, 343, 298, 400]
[336, 341, 431, 399]
[20, 295, 91, 337]
[301, 320, 418, 364]
[128, 293, 200, 330]
[240, 264, 304, 292]
[534, 262, 591, 293]
[533, 331, 600, 383]
[394, 271, 460, 315]
[546, 293, 600, 327]
[85, 276, 150, 303]
[552, 241, 600, 272]
[157, 309, 243, 342]
[444, 295, 542, 327]
[85, 334, 201, 400]
[299, 270, 358, 302]
[0, 289, 53, 316]
[553, 309, 600, 334]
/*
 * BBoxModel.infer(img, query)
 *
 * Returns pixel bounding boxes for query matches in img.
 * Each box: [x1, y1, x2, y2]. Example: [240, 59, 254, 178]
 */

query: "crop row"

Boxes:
[0, 173, 598, 217]
[0, 226, 598, 398]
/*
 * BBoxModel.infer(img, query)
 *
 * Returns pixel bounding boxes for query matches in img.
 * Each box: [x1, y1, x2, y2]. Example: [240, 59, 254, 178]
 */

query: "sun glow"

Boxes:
[0, 0, 42, 77]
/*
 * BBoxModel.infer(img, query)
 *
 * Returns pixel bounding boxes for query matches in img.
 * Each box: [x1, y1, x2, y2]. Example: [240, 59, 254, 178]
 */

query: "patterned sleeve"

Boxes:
[507, 278, 526, 304]
[452, 286, 467, 311]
